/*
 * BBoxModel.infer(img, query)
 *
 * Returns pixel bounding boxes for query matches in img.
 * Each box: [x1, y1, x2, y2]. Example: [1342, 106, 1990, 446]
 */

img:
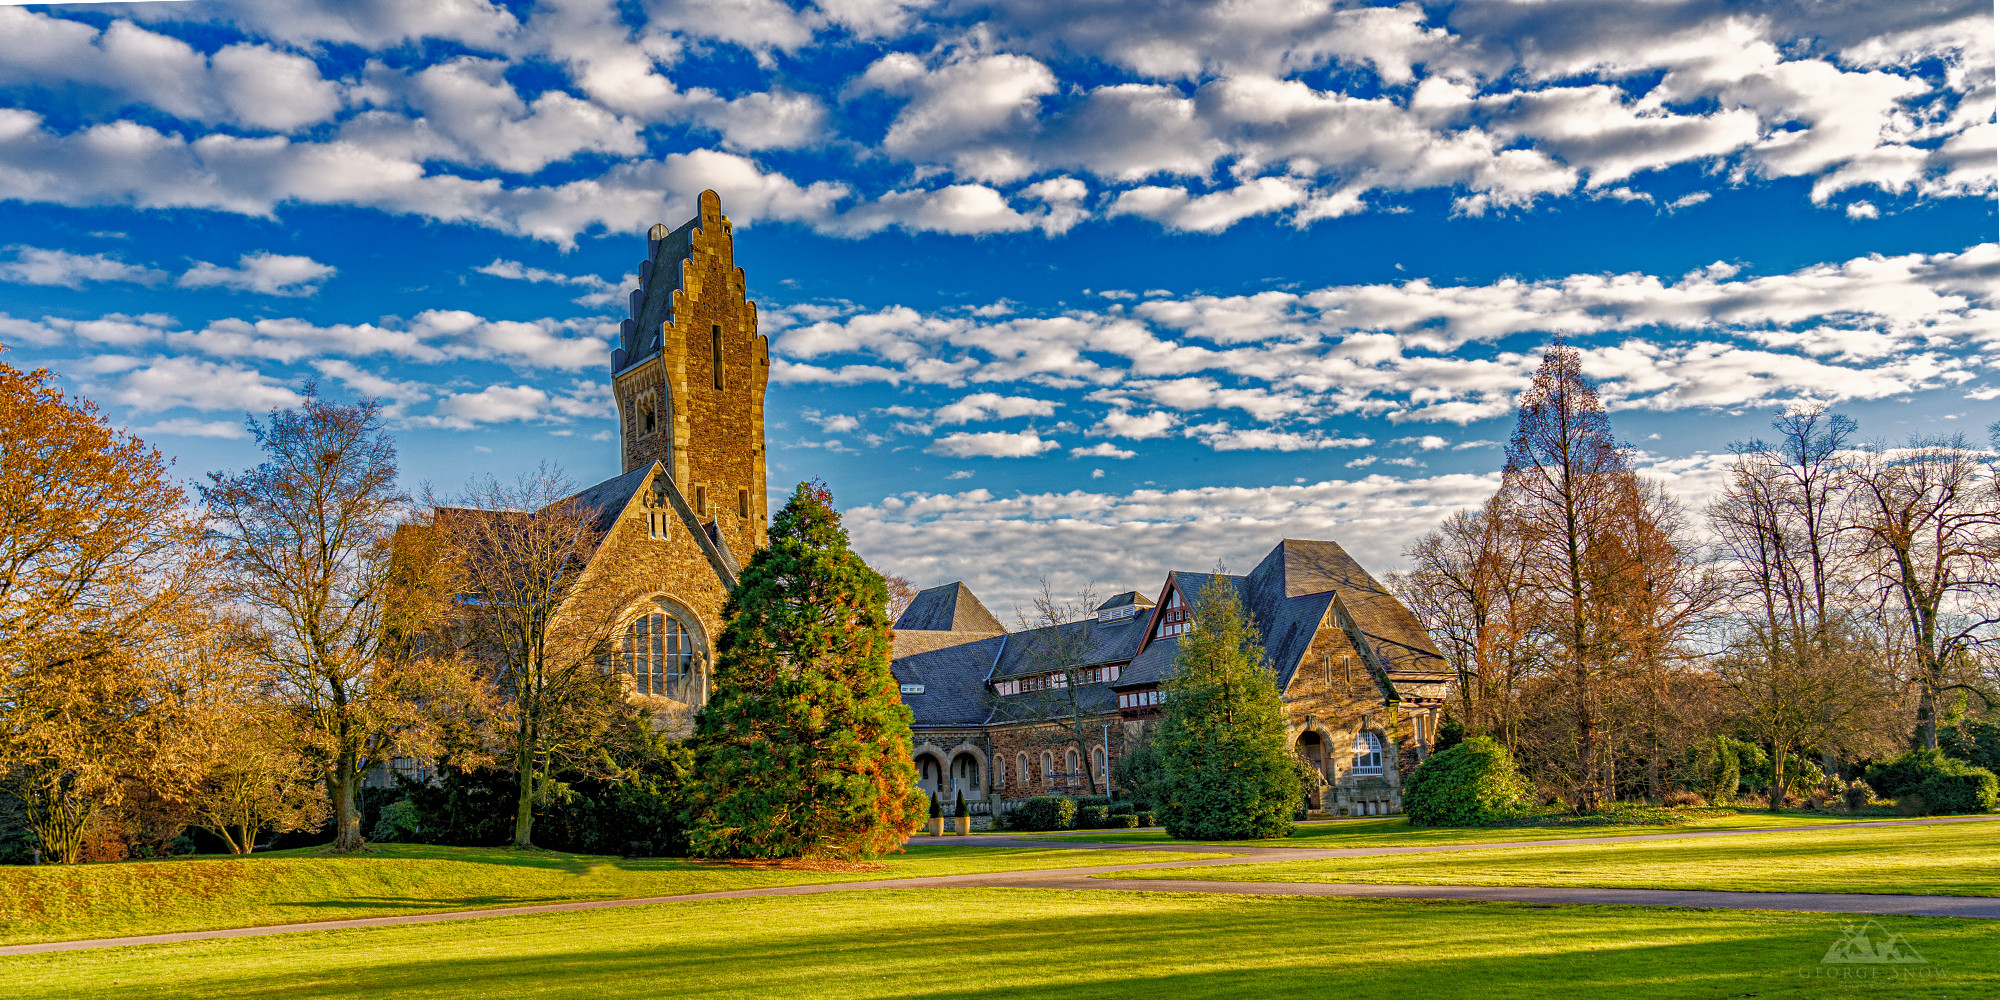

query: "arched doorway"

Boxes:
[916, 754, 943, 798]
[1296, 731, 1327, 809]
[950, 752, 983, 801]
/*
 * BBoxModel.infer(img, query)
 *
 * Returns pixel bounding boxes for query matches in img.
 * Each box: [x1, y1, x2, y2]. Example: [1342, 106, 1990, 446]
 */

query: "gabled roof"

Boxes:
[1256, 538, 1449, 679]
[560, 462, 738, 591]
[895, 582, 1005, 633]
[891, 632, 1006, 727]
[1097, 591, 1155, 611]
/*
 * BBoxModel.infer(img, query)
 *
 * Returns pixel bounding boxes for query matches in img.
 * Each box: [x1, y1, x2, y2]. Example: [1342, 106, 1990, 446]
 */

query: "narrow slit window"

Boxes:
[695, 486, 707, 515]
[737, 488, 749, 519]
[711, 326, 724, 390]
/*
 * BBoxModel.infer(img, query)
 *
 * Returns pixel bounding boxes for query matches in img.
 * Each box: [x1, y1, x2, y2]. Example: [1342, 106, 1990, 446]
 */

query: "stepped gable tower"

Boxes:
[611, 190, 770, 559]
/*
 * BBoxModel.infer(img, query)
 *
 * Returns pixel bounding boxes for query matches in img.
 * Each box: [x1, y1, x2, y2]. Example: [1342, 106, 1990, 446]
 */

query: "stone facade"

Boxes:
[613, 189, 770, 561]
[890, 541, 1452, 817]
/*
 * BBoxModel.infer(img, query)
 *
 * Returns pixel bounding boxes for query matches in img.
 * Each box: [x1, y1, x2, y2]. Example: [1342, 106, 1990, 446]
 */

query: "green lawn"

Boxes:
[0, 843, 1225, 946]
[1096, 822, 2000, 896]
[1035, 811, 1916, 848]
[2, 888, 1991, 999]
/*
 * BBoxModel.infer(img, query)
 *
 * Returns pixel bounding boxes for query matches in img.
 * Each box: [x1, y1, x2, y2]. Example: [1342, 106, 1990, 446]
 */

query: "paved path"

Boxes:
[8, 814, 1999, 957]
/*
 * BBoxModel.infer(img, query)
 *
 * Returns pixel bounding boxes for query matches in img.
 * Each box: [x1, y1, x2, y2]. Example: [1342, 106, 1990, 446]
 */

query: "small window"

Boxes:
[638, 401, 656, 435]
[711, 325, 724, 390]
[1017, 753, 1030, 789]
[695, 486, 707, 514]
[1040, 751, 1054, 787]
[1353, 731, 1384, 776]
[1091, 746, 1107, 784]
[738, 488, 749, 519]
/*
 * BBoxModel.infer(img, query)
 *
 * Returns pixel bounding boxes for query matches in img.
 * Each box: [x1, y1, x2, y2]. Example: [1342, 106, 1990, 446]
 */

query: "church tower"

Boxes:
[611, 190, 769, 559]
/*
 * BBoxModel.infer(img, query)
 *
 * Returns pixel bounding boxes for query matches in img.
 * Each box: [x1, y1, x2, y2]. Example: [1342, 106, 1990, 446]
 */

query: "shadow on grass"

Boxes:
[75, 893, 1993, 1000]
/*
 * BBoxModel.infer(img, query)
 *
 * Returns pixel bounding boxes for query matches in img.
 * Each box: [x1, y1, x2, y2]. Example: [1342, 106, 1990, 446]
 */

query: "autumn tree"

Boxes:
[1155, 575, 1299, 840]
[884, 575, 917, 624]
[1395, 500, 1538, 746]
[0, 356, 213, 862]
[687, 481, 925, 859]
[430, 467, 629, 850]
[202, 388, 454, 851]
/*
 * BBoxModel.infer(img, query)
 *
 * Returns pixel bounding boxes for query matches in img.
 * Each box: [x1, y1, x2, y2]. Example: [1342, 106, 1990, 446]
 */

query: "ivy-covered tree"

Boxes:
[1155, 575, 1300, 840]
[687, 481, 925, 859]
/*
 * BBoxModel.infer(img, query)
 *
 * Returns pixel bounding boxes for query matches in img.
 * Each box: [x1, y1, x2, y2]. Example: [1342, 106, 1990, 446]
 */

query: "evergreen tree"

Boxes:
[687, 481, 925, 859]
[1155, 575, 1301, 840]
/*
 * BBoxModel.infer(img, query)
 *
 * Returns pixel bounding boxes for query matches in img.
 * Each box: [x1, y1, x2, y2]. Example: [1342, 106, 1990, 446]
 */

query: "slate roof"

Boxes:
[891, 633, 1005, 727]
[884, 538, 1450, 726]
[990, 614, 1148, 679]
[894, 582, 1005, 633]
[560, 462, 739, 590]
[1096, 591, 1155, 611]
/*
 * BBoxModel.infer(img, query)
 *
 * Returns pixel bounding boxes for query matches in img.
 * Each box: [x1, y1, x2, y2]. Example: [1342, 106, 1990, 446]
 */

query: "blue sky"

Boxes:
[1, 0, 1994, 611]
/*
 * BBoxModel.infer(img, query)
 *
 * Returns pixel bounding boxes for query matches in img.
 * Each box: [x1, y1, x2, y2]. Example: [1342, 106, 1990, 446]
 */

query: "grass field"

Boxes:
[2, 888, 1990, 999]
[1095, 822, 2000, 896]
[0, 843, 1227, 946]
[1034, 810, 1895, 848]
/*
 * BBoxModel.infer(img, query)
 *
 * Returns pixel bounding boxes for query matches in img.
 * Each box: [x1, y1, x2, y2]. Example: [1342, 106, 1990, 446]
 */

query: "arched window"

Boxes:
[624, 610, 696, 696]
[1065, 748, 1079, 782]
[993, 756, 1005, 789]
[952, 753, 982, 800]
[1091, 746, 1107, 786]
[917, 756, 942, 796]
[1017, 753, 1030, 790]
[1040, 750, 1055, 787]
[1353, 731, 1384, 776]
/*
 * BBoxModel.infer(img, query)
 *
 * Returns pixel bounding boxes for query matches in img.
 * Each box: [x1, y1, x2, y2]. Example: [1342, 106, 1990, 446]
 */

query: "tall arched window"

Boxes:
[1091, 746, 1107, 787]
[1017, 753, 1030, 790]
[1065, 748, 1079, 782]
[1040, 750, 1055, 787]
[1353, 731, 1384, 776]
[624, 610, 696, 696]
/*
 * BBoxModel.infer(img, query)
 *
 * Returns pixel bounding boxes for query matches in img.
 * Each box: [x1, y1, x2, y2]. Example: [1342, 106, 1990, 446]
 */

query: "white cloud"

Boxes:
[926, 429, 1061, 458]
[1071, 442, 1136, 459]
[0, 246, 166, 287]
[133, 417, 250, 439]
[179, 252, 336, 296]
[88, 356, 303, 414]
[932, 392, 1060, 425]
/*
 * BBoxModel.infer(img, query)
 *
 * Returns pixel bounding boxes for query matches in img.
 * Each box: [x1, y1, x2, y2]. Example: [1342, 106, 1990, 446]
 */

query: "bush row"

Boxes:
[1000, 797, 1154, 831]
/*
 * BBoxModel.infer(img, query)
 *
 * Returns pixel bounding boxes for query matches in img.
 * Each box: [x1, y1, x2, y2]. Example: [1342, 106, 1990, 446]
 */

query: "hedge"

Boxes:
[1402, 736, 1532, 827]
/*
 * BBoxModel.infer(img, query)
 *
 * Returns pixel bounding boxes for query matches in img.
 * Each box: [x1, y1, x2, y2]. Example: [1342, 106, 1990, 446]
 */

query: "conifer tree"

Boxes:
[1155, 575, 1300, 840]
[687, 481, 925, 859]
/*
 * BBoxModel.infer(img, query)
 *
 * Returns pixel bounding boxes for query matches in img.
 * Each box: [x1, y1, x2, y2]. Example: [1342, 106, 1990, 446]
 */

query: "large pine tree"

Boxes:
[1156, 575, 1300, 840]
[687, 481, 925, 859]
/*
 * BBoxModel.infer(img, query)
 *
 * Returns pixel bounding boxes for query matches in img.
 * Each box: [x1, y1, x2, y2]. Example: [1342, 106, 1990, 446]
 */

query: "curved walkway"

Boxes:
[8, 814, 1999, 957]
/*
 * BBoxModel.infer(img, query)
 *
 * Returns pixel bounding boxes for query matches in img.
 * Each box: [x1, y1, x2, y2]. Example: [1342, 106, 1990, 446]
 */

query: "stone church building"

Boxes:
[473, 190, 1451, 817]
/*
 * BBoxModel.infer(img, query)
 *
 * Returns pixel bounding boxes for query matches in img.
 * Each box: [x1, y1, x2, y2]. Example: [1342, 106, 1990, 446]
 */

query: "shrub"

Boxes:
[369, 799, 422, 843]
[1135, 810, 1155, 827]
[928, 793, 942, 819]
[1402, 736, 1532, 828]
[1077, 805, 1111, 828]
[1431, 717, 1468, 756]
[1896, 794, 1929, 817]
[1008, 796, 1077, 831]
[1842, 783, 1872, 811]
[1866, 748, 2000, 815]
[1113, 813, 1139, 828]
[953, 791, 968, 819]
[1661, 789, 1707, 808]
[1941, 719, 2000, 774]
[1108, 801, 1135, 815]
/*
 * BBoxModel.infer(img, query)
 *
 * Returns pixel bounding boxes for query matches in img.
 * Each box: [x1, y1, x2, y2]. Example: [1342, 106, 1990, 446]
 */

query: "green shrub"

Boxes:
[1402, 736, 1531, 827]
[369, 799, 422, 843]
[1134, 810, 1155, 827]
[1077, 804, 1111, 828]
[1007, 796, 1078, 831]
[1108, 801, 1136, 815]
[1942, 719, 2000, 774]
[1113, 813, 1139, 828]
[1431, 717, 1468, 756]
[928, 793, 942, 819]
[1866, 748, 1997, 816]
[953, 791, 968, 819]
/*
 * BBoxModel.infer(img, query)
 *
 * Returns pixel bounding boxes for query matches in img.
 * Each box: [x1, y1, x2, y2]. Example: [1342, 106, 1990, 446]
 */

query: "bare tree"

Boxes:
[202, 388, 449, 851]
[431, 467, 630, 849]
[1717, 621, 1899, 806]
[1849, 435, 2000, 748]
[999, 579, 1110, 796]
[883, 575, 917, 625]
[1394, 500, 1537, 746]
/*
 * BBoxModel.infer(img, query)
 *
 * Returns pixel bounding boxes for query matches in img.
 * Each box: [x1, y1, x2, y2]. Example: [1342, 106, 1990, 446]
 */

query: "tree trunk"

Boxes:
[330, 761, 363, 851]
[513, 733, 535, 849]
